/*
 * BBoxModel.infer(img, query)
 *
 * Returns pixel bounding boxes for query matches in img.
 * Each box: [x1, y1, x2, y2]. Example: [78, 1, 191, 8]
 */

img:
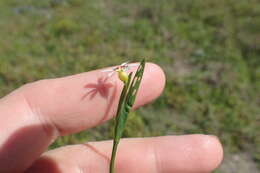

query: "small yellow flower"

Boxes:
[101, 62, 138, 83]
[116, 68, 129, 83]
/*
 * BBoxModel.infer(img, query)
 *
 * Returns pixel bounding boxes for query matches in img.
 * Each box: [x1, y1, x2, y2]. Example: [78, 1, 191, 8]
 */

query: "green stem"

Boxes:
[109, 139, 119, 173]
[109, 80, 130, 173]
[109, 60, 145, 173]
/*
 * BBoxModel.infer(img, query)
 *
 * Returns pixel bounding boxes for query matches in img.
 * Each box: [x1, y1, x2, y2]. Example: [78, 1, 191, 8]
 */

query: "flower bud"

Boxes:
[118, 70, 129, 83]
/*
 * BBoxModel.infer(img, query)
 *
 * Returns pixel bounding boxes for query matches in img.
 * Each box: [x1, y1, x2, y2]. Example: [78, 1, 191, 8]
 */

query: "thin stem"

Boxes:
[109, 139, 119, 173]
[109, 60, 145, 173]
[109, 80, 130, 173]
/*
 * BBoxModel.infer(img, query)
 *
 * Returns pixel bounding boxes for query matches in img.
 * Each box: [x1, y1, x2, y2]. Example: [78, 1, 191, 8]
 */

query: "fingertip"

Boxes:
[152, 135, 224, 173]
[146, 62, 166, 95]
[181, 134, 223, 172]
[135, 62, 166, 107]
[198, 135, 224, 172]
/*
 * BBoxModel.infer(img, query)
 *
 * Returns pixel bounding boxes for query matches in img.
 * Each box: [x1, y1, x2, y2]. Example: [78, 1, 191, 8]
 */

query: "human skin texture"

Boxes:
[0, 63, 223, 173]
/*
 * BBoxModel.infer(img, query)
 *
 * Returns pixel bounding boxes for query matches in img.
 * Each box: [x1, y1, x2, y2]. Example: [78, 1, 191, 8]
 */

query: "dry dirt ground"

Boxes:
[218, 152, 259, 173]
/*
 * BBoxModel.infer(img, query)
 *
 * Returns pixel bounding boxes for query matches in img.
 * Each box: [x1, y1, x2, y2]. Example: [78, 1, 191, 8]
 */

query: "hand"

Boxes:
[0, 63, 223, 173]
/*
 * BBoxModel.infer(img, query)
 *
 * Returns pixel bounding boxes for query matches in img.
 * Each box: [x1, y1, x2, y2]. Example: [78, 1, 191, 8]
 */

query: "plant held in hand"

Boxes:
[102, 59, 146, 173]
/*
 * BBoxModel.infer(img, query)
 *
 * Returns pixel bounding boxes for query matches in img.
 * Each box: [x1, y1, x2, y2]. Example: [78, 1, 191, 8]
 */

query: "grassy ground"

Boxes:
[0, 0, 259, 172]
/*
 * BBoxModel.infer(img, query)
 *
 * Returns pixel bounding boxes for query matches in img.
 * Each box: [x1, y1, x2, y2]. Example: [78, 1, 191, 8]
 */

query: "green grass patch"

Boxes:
[0, 0, 259, 169]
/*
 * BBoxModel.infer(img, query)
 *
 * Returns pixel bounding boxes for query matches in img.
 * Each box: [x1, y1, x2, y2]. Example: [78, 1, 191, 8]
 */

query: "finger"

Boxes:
[0, 63, 165, 172]
[19, 62, 165, 134]
[26, 135, 223, 173]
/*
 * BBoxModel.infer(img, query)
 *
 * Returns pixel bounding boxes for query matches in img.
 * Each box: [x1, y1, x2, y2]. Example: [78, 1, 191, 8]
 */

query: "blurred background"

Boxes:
[0, 0, 259, 172]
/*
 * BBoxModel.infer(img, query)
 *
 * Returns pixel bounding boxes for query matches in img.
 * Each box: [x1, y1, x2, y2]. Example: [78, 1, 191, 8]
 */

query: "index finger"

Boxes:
[0, 63, 165, 172]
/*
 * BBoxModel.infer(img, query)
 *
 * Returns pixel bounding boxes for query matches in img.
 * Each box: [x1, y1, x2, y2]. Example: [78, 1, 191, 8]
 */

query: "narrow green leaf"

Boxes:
[126, 59, 146, 107]
[115, 72, 133, 123]
[109, 59, 146, 173]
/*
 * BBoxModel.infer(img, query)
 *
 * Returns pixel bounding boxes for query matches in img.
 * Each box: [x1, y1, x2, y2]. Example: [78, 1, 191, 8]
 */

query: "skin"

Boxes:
[0, 63, 223, 173]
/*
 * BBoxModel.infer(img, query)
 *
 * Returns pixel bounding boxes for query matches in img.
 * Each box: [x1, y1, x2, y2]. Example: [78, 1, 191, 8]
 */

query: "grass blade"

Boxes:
[109, 59, 146, 173]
